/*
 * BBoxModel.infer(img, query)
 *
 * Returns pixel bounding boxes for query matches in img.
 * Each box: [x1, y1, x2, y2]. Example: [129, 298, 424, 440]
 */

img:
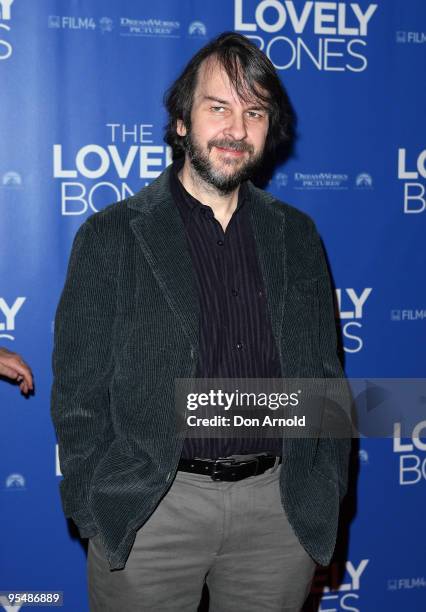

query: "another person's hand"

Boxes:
[0, 347, 33, 394]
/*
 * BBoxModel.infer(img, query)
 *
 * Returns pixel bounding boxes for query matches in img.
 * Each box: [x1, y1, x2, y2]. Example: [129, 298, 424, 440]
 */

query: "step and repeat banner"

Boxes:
[1, 1, 425, 610]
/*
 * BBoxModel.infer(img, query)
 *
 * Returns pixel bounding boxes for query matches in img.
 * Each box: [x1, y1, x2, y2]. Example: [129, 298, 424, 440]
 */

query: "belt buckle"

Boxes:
[238, 455, 260, 476]
[251, 455, 260, 476]
[210, 456, 261, 481]
[211, 457, 234, 481]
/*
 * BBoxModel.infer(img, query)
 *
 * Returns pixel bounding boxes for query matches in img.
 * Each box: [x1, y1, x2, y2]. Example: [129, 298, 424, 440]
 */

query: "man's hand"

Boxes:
[0, 347, 34, 394]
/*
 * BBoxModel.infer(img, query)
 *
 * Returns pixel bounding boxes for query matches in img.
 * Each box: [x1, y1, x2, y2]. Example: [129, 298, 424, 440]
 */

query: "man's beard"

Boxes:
[183, 131, 265, 194]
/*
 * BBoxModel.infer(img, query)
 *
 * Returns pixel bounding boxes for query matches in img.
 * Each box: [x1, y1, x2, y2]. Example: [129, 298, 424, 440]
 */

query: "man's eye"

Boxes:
[247, 111, 262, 118]
[211, 106, 225, 113]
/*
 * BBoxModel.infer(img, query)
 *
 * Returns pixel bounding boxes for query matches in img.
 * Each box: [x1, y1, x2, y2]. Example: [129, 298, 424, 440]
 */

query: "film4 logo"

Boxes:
[0, 297, 26, 340]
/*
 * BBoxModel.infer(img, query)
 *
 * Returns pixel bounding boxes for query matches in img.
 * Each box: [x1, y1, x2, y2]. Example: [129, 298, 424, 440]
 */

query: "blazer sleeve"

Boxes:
[50, 219, 116, 538]
[308, 218, 352, 503]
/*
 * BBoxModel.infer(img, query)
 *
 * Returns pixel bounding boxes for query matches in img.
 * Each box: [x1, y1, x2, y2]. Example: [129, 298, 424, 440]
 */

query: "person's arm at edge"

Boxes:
[0, 347, 33, 394]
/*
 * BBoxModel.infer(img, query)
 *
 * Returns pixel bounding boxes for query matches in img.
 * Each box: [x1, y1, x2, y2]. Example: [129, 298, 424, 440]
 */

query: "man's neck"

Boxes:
[177, 157, 240, 230]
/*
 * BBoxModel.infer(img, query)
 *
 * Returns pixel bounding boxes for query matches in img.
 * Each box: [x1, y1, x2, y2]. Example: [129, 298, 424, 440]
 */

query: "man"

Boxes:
[51, 32, 351, 611]
[0, 347, 33, 394]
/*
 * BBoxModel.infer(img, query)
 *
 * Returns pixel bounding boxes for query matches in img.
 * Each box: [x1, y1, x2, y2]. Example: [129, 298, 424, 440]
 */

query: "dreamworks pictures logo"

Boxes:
[0, 0, 15, 61]
[120, 17, 180, 38]
[294, 171, 349, 190]
[234, 0, 378, 72]
[273, 171, 372, 190]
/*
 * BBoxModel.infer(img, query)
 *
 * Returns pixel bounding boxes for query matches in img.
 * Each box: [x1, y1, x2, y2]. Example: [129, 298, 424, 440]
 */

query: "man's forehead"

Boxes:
[194, 57, 268, 107]
[197, 56, 230, 84]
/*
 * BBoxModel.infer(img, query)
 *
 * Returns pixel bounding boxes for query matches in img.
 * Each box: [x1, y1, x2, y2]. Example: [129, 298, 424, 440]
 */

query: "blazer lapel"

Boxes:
[127, 169, 287, 359]
[127, 167, 200, 349]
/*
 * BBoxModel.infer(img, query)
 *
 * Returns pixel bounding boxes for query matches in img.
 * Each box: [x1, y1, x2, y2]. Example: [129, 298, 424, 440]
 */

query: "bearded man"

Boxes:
[51, 31, 350, 612]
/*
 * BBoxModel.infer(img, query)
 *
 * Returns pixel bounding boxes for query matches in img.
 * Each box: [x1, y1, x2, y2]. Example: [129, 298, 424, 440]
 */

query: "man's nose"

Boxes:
[223, 112, 248, 141]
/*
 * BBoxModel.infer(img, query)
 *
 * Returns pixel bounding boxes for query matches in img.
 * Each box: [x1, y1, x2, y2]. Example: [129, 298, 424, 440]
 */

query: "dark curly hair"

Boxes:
[163, 32, 294, 161]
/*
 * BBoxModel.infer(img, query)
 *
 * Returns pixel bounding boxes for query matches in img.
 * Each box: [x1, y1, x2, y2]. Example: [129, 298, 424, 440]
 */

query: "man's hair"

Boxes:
[164, 32, 294, 161]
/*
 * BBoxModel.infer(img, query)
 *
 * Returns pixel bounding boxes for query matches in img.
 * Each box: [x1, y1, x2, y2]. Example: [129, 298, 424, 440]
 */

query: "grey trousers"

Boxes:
[87, 461, 316, 612]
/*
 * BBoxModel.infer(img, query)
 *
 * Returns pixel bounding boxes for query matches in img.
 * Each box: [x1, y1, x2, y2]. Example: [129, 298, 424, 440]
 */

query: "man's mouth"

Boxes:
[213, 145, 247, 157]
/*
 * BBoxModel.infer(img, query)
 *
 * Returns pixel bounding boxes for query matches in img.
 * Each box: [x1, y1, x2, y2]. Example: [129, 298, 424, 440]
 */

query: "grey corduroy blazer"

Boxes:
[51, 164, 351, 571]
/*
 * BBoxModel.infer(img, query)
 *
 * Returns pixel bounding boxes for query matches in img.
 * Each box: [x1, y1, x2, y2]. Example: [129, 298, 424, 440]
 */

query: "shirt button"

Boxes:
[217, 240, 224, 246]
[232, 289, 239, 297]
[236, 342, 244, 350]
[258, 289, 263, 297]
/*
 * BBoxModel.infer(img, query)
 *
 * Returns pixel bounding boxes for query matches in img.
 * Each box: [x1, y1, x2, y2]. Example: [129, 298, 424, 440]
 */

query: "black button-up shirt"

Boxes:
[170, 158, 283, 459]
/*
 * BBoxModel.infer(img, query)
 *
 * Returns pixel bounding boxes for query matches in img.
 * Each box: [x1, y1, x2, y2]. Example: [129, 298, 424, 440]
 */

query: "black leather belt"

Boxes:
[178, 454, 282, 481]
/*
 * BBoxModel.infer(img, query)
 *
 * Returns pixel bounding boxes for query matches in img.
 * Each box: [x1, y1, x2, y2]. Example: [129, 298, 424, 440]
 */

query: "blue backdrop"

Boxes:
[1, 1, 425, 610]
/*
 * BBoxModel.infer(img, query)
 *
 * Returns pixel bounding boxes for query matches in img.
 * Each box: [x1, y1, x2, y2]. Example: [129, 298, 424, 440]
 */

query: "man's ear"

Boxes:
[176, 119, 187, 137]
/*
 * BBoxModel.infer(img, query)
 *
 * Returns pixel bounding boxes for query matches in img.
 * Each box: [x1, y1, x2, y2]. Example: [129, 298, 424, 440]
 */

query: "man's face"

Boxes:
[177, 58, 270, 193]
